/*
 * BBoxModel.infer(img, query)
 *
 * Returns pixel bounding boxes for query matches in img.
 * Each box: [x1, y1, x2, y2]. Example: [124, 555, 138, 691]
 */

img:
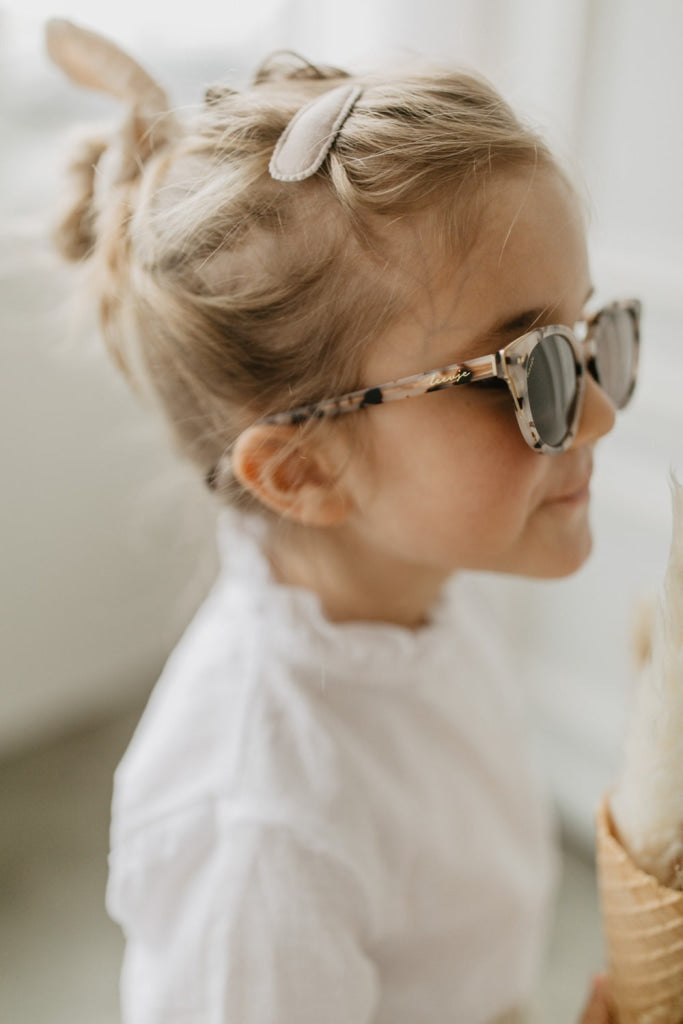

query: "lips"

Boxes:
[556, 482, 590, 503]
[547, 459, 594, 504]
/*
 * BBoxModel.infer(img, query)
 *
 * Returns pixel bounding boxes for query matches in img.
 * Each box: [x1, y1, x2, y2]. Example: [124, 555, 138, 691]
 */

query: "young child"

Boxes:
[46, 18, 637, 1024]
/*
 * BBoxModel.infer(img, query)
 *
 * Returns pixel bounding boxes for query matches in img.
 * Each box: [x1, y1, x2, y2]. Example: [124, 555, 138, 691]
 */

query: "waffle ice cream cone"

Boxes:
[597, 795, 683, 1023]
[595, 477, 683, 1020]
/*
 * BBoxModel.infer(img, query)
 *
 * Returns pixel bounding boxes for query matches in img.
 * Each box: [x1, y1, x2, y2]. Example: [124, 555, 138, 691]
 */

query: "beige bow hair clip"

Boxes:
[269, 83, 362, 182]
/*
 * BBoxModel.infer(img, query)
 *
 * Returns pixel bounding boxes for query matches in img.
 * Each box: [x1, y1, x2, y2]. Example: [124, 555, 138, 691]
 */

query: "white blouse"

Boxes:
[107, 510, 557, 1024]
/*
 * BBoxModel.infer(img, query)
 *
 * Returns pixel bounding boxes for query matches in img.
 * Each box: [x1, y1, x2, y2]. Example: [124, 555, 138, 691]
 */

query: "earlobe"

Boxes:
[231, 424, 353, 526]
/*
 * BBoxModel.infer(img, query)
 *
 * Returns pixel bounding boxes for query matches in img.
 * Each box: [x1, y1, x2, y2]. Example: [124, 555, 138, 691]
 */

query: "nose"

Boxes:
[573, 374, 616, 446]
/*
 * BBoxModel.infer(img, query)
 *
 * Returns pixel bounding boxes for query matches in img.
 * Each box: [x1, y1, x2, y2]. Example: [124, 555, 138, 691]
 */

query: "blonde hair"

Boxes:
[54, 52, 556, 508]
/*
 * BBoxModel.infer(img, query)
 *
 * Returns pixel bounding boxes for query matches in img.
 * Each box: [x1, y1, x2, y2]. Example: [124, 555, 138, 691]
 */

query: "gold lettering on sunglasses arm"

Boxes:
[427, 366, 473, 390]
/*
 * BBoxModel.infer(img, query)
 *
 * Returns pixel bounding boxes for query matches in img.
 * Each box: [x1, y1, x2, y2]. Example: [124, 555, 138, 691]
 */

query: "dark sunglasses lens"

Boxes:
[527, 333, 578, 447]
[593, 308, 637, 408]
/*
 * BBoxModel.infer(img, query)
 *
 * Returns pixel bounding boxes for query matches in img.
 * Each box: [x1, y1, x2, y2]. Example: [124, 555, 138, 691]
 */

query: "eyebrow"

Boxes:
[488, 308, 548, 340]
[472, 286, 596, 352]
[462, 308, 550, 358]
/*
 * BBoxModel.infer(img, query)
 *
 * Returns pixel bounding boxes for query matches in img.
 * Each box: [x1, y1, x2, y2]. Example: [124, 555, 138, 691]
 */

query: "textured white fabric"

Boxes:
[106, 510, 557, 1024]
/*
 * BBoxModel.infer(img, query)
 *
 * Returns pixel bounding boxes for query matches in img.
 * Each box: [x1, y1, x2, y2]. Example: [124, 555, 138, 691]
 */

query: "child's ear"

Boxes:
[231, 424, 353, 526]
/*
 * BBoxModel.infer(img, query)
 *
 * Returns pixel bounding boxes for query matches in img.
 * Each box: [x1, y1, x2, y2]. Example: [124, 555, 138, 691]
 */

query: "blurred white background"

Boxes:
[2, 0, 683, 851]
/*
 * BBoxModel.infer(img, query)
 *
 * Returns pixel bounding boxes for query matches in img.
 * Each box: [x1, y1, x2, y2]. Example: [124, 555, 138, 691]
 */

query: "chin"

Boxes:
[534, 531, 594, 579]
[496, 525, 594, 580]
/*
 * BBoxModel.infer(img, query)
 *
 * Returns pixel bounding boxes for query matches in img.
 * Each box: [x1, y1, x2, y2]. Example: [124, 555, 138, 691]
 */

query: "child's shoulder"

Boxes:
[108, 511, 370, 839]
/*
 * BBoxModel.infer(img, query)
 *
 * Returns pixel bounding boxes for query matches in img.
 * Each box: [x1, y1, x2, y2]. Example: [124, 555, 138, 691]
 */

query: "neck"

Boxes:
[266, 521, 450, 629]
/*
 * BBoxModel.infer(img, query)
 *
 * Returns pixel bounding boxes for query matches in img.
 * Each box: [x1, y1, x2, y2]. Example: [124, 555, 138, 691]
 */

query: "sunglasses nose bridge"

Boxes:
[573, 371, 617, 447]
[573, 318, 589, 344]
[579, 332, 598, 384]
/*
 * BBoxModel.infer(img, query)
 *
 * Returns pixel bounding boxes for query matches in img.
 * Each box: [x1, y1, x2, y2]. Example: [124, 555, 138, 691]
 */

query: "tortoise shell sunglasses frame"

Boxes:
[254, 299, 641, 456]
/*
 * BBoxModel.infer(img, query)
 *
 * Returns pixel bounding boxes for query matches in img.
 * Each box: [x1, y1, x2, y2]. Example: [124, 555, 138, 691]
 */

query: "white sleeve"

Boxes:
[107, 802, 380, 1024]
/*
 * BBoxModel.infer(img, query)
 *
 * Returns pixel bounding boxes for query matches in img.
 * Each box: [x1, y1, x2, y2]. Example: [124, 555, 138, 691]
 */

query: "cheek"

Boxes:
[438, 390, 546, 497]
[449, 432, 546, 539]
[360, 393, 546, 529]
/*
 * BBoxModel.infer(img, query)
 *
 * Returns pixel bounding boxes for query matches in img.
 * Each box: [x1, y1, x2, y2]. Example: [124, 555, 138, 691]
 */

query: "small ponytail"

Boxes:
[252, 50, 349, 86]
[52, 132, 110, 261]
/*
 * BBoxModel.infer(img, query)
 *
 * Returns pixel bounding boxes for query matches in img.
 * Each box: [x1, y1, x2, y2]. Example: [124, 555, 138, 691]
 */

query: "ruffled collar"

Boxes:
[214, 508, 460, 681]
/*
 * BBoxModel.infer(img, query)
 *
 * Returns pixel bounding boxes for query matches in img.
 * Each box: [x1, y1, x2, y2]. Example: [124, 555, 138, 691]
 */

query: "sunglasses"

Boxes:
[258, 299, 641, 454]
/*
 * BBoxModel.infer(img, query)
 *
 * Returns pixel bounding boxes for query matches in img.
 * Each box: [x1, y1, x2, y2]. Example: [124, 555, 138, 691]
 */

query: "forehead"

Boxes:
[366, 167, 590, 374]
[466, 168, 588, 305]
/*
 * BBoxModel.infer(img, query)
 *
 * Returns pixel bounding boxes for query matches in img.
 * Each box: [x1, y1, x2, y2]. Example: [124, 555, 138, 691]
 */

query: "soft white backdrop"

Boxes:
[2, 0, 682, 843]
